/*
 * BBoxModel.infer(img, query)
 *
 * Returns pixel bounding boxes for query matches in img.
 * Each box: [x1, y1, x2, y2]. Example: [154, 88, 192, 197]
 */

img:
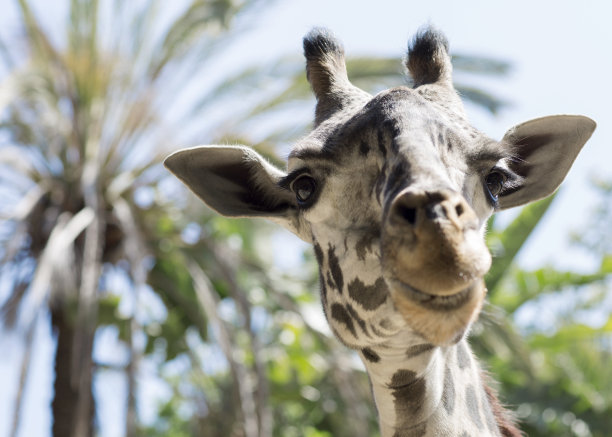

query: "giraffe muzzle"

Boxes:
[382, 188, 492, 298]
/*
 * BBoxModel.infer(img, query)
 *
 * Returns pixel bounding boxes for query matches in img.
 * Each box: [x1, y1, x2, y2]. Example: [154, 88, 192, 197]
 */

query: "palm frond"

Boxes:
[451, 54, 511, 76]
[456, 85, 509, 114]
[486, 195, 556, 296]
[493, 266, 612, 314]
[16, 0, 63, 65]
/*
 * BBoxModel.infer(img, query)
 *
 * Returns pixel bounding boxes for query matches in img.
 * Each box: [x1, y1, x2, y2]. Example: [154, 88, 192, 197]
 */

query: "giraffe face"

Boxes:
[164, 28, 595, 347]
[284, 86, 501, 345]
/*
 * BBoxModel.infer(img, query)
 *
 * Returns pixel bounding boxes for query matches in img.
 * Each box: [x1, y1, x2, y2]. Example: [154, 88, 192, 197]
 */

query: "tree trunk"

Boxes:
[51, 307, 95, 437]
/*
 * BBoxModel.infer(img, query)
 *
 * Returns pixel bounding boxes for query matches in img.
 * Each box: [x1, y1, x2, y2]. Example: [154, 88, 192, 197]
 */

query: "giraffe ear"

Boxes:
[497, 115, 596, 209]
[164, 145, 310, 241]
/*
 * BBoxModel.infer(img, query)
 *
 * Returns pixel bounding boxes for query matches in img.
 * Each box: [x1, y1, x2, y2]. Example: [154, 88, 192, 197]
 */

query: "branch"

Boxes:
[205, 241, 272, 436]
[188, 261, 259, 437]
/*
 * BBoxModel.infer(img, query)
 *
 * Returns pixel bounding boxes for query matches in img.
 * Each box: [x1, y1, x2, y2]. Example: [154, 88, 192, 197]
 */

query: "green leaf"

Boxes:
[97, 294, 121, 326]
[529, 316, 612, 351]
[600, 254, 612, 273]
[486, 195, 556, 296]
[492, 266, 611, 313]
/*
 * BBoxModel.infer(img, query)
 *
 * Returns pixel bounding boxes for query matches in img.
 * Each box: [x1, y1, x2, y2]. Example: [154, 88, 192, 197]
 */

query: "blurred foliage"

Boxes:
[1, 1, 610, 437]
[473, 184, 612, 436]
[0, 0, 281, 436]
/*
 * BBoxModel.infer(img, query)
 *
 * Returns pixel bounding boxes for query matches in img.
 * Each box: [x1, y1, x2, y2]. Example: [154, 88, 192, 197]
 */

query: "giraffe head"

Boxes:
[165, 27, 595, 347]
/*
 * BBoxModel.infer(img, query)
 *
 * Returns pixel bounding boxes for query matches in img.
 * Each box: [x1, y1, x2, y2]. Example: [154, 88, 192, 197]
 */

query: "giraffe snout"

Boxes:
[389, 189, 477, 234]
[382, 188, 490, 297]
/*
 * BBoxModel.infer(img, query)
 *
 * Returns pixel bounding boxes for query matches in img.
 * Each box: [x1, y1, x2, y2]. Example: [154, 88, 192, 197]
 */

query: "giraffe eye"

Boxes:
[291, 175, 317, 204]
[485, 170, 506, 201]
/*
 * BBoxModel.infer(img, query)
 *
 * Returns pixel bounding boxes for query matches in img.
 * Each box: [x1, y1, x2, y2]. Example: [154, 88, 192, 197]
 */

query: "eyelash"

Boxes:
[279, 168, 311, 190]
[280, 169, 320, 208]
[484, 166, 519, 206]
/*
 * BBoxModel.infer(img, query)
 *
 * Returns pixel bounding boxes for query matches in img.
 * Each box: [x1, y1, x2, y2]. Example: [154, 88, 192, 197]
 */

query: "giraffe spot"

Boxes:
[481, 386, 498, 433]
[390, 136, 400, 154]
[392, 422, 427, 437]
[456, 341, 471, 369]
[437, 131, 445, 148]
[389, 118, 401, 138]
[359, 140, 370, 156]
[429, 131, 436, 148]
[388, 369, 426, 422]
[318, 272, 328, 313]
[327, 245, 344, 294]
[369, 323, 385, 338]
[465, 385, 483, 427]
[384, 159, 411, 198]
[389, 369, 417, 388]
[379, 318, 394, 331]
[346, 303, 371, 338]
[326, 271, 335, 290]
[361, 347, 380, 363]
[405, 343, 435, 359]
[347, 277, 388, 310]
[451, 329, 466, 345]
[377, 127, 387, 158]
[442, 366, 455, 415]
[314, 243, 328, 314]
[375, 162, 388, 201]
[355, 232, 376, 261]
[331, 303, 356, 337]
[313, 242, 324, 265]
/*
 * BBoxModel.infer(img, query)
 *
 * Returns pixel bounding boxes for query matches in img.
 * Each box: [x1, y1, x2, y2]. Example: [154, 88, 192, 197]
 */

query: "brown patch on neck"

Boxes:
[481, 371, 524, 437]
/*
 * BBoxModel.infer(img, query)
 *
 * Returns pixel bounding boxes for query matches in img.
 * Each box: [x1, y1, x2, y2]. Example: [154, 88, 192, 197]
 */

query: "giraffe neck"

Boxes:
[359, 334, 502, 437]
[311, 232, 511, 435]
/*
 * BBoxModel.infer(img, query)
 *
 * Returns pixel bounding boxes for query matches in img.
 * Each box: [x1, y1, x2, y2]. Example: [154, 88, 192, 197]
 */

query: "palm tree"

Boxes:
[0, 1, 271, 435]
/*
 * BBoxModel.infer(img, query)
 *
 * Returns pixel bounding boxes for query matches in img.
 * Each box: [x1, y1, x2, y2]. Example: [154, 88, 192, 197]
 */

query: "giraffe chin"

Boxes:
[389, 278, 487, 346]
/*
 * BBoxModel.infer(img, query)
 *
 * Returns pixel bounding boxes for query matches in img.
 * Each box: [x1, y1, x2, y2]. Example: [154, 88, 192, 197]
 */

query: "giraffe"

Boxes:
[164, 27, 596, 436]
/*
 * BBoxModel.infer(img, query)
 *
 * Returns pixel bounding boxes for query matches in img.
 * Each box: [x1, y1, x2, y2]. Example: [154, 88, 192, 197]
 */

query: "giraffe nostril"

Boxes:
[397, 205, 417, 225]
[455, 203, 464, 217]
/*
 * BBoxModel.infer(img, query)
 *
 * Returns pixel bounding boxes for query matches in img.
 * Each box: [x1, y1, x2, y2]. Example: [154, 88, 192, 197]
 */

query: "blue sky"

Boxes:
[1, 1, 611, 436]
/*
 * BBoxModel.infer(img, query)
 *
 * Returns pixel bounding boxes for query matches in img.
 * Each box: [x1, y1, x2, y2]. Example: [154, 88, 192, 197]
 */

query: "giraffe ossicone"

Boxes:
[165, 26, 595, 437]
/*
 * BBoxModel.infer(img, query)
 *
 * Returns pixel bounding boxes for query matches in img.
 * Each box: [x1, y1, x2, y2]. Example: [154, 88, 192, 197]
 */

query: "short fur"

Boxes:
[407, 27, 452, 86]
[303, 28, 371, 126]
[481, 371, 524, 437]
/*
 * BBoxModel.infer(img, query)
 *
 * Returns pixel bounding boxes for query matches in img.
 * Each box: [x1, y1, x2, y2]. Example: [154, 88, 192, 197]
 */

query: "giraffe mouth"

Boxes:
[390, 278, 477, 311]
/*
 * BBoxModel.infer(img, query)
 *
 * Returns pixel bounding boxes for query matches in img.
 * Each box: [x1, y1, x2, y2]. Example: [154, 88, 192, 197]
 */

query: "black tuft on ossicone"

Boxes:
[406, 26, 451, 87]
[303, 27, 344, 60]
[303, 27, 360, 126]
